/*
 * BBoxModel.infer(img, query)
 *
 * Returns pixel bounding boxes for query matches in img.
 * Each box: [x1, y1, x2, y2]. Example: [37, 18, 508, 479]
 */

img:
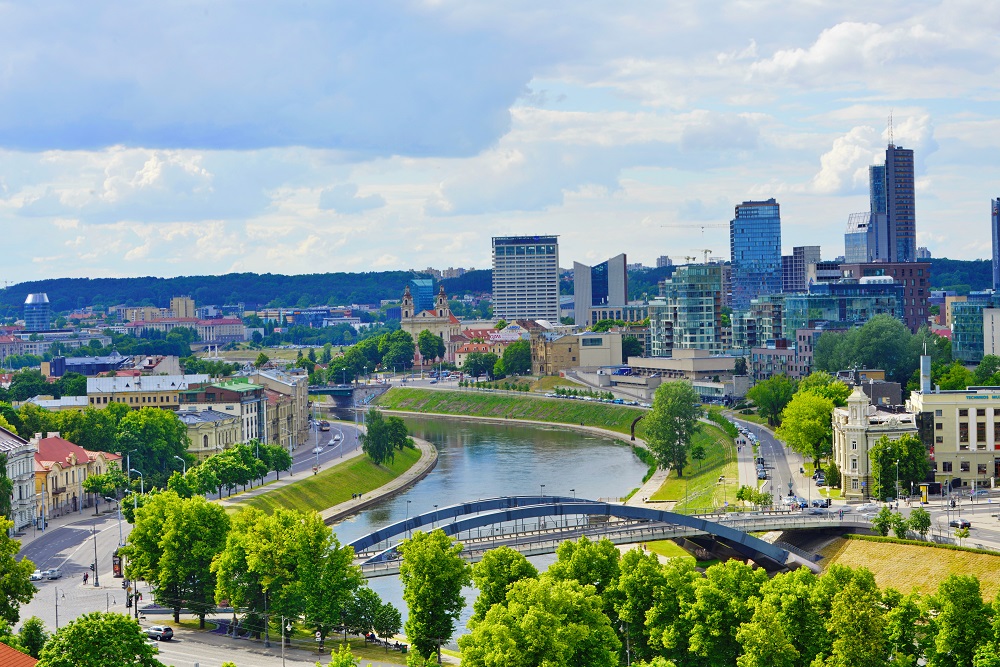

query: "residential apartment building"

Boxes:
[833, 387, 918, 501]
[730, 198, 782, 309]
[491, 236, 560, 322]
[952, 293, 1000, 364]
[178, 378, 267, 443]
[838, 261, 930, 332]
[782, 279, 903, 334]
[650, 264, 723, 354]
[573, 254, 628, 329]
[170, 296, 196, 319]
[252, 368, 310, 449]
[0, 428, 36, 532]
[177, 409, 241, 460]
[87, 374, 209, 409]
[781, 246, 820, 294]
[33, 434, 121, 519]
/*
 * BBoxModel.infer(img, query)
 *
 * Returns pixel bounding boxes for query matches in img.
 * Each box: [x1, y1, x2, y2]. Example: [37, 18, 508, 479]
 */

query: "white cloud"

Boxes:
[318, 184, 386, 214]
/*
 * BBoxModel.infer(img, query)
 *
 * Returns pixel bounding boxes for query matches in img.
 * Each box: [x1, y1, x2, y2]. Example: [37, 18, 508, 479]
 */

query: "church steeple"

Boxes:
[436, 285, 448, 317]
[401, 285, 414, 319]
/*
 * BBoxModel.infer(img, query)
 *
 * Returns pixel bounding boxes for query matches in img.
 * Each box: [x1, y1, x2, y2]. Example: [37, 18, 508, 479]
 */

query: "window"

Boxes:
[960, 409, 969, 417]
[935, 410, 942, 417]
[936, 422, 943, 430]
[979, 409, 987, 417]
[979, 422, 987, 442]
[851, 459, 858, 471]
[961, 461, 971, 473]
[851, 479, 859, 490]
[581, 338, 603, 347]
[960, 423, 969, 443]
[979, 463, 988, 475]
[942, 461, 953, 472]
[851, 440, 858, 450]
[936, 436, 944, 443]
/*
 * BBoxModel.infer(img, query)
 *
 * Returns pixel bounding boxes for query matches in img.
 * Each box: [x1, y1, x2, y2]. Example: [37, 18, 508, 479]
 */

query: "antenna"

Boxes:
[887, 110, 894, 148]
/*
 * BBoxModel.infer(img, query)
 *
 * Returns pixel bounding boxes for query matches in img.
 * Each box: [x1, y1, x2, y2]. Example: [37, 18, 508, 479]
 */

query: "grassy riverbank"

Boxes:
[375, 387, 648, 438]
[237, 445, 422, 515]
[649, 424, 737, 513]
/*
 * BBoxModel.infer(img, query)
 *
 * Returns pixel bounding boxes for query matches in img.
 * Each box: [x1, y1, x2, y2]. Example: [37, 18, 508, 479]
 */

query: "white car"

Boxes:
[30, 570, 42, 581]
[312, 446, 324, 454]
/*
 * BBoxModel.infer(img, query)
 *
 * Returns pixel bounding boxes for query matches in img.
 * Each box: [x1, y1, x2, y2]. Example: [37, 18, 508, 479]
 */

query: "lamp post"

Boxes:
[540, 484, 545, 497]
[281, 616, 292, 666]
[92, 523, 100, 587]
[173, 456, 186, 475]
[570, 488, 576, 499]
[129, 469, 144, 497]
[895, 459, 900, 502]
[106, 496, 123, 546]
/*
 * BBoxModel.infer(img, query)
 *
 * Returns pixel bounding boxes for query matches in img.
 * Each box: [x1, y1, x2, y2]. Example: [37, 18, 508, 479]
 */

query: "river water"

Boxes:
[329, 415, 649, 642]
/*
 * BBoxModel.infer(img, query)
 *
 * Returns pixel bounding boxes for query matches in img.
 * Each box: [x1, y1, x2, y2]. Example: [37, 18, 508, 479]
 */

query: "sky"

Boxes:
[1, 0, 998, 283]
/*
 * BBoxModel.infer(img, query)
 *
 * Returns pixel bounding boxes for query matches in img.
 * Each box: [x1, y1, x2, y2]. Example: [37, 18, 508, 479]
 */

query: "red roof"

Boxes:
[457, 343, 493, 354]
[35, 436, 121, 470]
[0, 641, 37, 666]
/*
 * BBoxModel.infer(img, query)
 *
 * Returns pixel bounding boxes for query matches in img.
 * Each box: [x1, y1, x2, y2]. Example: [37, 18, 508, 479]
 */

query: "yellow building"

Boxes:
[33, 434, 121, 519]
[177, 410, 242, 460]
[170, 295, 196, 319]
[400, 285, 462, 364]
[86, 374, 209, 409]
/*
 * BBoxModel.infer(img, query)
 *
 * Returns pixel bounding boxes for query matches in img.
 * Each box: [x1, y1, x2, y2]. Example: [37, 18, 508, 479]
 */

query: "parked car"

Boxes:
[757, 470, 768, 480]
[815, 477, 826, 487]
[146, 625, 174, 641]
[950, 518, 972, 529]
[29, 570, 42, 581]
[811, 498, 832, 508]
[42, 569, 61, 580]
[969, 489, 990, 498]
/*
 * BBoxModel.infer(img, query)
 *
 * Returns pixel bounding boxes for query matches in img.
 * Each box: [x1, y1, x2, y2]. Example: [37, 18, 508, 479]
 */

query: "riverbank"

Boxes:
[376, 387, 648, 439]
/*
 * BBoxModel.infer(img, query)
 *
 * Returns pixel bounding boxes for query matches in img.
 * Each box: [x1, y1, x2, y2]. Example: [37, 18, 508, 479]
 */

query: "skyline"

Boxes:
[1, 1, 998, 283]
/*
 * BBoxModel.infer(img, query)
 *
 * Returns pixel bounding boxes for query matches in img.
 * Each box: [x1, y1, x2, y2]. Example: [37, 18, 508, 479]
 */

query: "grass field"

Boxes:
[649, 424, 738, 513]
[237, 445, 422, 515]
[645, 540, 695, 561]
[375, 388, 648, 438]
[530, 375, 586, 392]
[819, 536, 1000, 597]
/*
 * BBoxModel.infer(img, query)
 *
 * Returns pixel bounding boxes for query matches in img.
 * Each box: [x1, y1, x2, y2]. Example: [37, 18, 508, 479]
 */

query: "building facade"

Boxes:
[884, 144, 917, 263]
[491, 236, 560, 322]
[952, 293, 1000, 364]
[23, 294, 50, 332]
[838, 261, 930, 333]
[87, 374, 209, 409]
[170, 296, 196, 319]
[177, 409, 242, 460]
[730, 198, 781, 309]
[781, 246, 820, 294]
[993, 198, 1000, 292]
[573, 254, 628, 329]
[659, 264, 723, 353]
[833, 387, 918, 501]
[410, 278, 435, 315]
[253, 368, 309, 449]
[178, 378, 267, 443]
[400, 285, 463, 364]
[0, 428, 36, 532]
[782, 279, 903, 334]
[33, 435, 121, 519]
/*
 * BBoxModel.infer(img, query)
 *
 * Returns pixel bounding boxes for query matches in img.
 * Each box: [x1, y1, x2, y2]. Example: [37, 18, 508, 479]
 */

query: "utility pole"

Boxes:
[92, 523, 100, 586]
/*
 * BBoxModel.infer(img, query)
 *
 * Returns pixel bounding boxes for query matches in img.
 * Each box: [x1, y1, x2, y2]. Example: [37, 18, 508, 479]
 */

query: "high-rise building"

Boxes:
[838, 261, 931, 333]
[573, 254, 627, 328]
[656, 256, 673, 268]
[868, 146, 916, 262]
[491, 236, 560, 322]
[647, 264, 723, 355]
[916, 247, 931, 260]
[170, 295, 196, 319]
[23, 293, 50, 331]
[844, 211, 888, 263]
[992, 198, 1000, 291]
[781, 246, 821, 293]
[730, 198, 782, 309]
[410, 278, 435, 314]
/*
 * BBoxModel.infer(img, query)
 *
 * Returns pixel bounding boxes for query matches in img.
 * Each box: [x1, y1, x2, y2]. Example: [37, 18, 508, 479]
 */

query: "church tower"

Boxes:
[401, 285, 414, 319]
[435, 285, 449, 317]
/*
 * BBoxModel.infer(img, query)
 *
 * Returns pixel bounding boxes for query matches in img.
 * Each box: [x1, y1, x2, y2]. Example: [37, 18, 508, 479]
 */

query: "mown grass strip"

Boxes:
[644, 540, 695, 561]
[376, 387, 648, 438]
[649, 424, 737, 513]
[238, 445, 421, 515]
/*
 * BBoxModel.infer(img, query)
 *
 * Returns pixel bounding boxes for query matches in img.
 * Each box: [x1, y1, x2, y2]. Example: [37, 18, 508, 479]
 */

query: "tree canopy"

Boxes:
[36, 612, 164, 667]
[644, 381, 704, 477]
[746, 375, 795, 427]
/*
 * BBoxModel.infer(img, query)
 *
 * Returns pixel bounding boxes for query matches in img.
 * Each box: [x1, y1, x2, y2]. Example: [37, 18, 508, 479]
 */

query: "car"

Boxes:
[815, 477, 826, 487]
[969, 489, 990, 498]
[146, 625, 174, 641]
[950, 518, 972, 529]
[429, 379, 438, 384]
[30, 570, 42, 581]
[312, 446, 324, 454]
[856, 503, 882, 513]
[333, 434, 341, 441]
[42, 569, 61, 580]
[811, 498, 831, 508]
[757, 471, 768, 480]
[807, 507, 831, 515]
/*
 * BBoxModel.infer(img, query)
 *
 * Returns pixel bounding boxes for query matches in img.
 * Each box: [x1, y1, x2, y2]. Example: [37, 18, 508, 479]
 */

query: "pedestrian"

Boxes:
[83, 572, 88, 584]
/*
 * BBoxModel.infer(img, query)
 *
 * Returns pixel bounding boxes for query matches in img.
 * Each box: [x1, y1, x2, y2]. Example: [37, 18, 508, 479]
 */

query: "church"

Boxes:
[399, 284, 463, 365]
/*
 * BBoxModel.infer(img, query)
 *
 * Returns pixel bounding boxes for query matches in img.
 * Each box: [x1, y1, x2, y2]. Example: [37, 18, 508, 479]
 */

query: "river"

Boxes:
[329, 415, 649, 643]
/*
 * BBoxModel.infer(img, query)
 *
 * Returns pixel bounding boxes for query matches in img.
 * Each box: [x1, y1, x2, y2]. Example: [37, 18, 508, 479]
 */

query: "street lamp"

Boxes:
[129, 469, 144, 497]
[173, 456, 186, 475]
[105, 496, 123, 546]
[570, 488, 576, 499]
[92, 523, 100, 587]
[895, 459, 900, 503]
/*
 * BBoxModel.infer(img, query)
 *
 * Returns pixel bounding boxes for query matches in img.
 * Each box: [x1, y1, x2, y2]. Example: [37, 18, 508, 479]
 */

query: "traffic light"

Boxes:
[122, 580, 128, 590]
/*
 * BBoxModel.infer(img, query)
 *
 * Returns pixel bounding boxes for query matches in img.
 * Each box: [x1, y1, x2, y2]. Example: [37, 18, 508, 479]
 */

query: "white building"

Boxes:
[0, 428, 36, 533]
[491, 235, 560, 322]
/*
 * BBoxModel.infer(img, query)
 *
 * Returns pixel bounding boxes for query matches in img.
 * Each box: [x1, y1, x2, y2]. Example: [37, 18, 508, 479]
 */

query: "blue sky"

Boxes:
[1, 0, 998, 282]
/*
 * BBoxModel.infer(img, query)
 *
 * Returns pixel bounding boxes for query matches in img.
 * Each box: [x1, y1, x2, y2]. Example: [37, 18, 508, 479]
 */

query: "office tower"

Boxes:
[574, 254, 627, 328]
[993, 198, 1000, 291]
[730, 198, 782, 309]
[170, 295, 196, 319]
[844, 212, 887, 263]
[781, 246, 820, 293]
[916, 247, 931, 260]
[868, 145, 916, 262]
[491, 236, 560, 322]
[23, 293, 50, 331]
[409, 278, 435, 314]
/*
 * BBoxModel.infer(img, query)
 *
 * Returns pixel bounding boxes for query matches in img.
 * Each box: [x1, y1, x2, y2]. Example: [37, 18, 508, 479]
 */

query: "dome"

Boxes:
[24, 293, 49, 305]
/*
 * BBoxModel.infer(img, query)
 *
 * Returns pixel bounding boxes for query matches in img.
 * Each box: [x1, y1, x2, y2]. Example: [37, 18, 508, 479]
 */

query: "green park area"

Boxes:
[648, 424, 737, 513]
[375, 387, 647, 437]
[236, 444, 421, 515]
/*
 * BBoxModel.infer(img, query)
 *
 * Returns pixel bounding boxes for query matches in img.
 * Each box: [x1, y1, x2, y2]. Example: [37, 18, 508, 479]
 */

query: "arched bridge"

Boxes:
[345, 496, 854, 577]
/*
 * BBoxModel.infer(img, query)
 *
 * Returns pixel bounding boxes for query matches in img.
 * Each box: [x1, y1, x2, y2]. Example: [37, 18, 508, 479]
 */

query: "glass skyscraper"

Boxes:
[409, 278, 435, 314]
[573, 254, 627, 328]
[730, 198, 782, 310]
[885, 145, 916, 262]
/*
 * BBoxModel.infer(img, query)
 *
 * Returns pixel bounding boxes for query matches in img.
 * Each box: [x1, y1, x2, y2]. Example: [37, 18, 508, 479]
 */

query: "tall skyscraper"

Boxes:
[730, 198, 782, 309]
[867, 145, 916, 262]
[574, 254, 628, 328]
[23, 293, 50, 331]
[993, 198, 1000, 291]
[491, 236, 560, 322]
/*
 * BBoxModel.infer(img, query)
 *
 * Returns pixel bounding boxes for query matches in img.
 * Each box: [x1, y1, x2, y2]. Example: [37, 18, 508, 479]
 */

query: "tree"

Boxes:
[936, 362, 975, 391]
[734, 357, 748, 376]
[463, 352, 499, 379]
[18, 616, 47, 658]
[0, 518, 36, 625]
[611, 547, 668, 663]
[823, 569, 887, 667]
[774, 391, 835, 468]
[417, 330, 446, 363]
[469, 546, 539, 624]
[36, 612, 165, 667]
[736, 598, 799, 667]
[871, 506, 894, 537]
[890, 512, 909, 539]
[825, 461, 841, 488]
[344, 586, 382, 637]
[116, 408, 191, 489]
[644, 381, 704, 477]
[622, 336, 643, 361]
[501, 340, 531, 376]
[458, 577, 620, 667]
[869, 434, 930, 502]
[925, 575, 991, 667]
[398, 530, 472, 663]
[746, 375, 795, 427]
[908, 506, 932, 539]
[797, 371, 852, 406]
[254, 352, 270, 368]
[683, 560, 768, 667]
[361, 409, 409, 466]
[373, 602, 403, 647]
[328, 644, 360, 667]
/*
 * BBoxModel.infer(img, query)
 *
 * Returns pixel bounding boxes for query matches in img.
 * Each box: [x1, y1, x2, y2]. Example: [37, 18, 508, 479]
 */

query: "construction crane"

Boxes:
[661, 222, 728, 235]
[692, 249, 713, 264]
[670, 255, 698, 264]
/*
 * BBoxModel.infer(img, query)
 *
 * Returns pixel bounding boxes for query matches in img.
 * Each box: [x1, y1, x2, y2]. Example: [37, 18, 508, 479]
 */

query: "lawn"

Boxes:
[644, 540, 695, 561]
[237, 445, 422, 515]
[819, 537, 1000, 597]
[649, 424, 738, 513]
[530, 375, 587, 392]
[376, 388, 648, 438]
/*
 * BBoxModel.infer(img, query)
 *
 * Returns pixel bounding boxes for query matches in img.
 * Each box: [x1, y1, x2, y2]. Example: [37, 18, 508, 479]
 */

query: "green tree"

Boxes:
[417, 330, 446, 363]
[869, 434, 930, 502]
[823, 569, 888, 667]
[463, 352, 499, 379]
[775, 391, 835, 468]
[925, 574, 991, 667]
[116, 407, 191, 489]
[644, 381, 704, 477]
[458, 577, 620, 667]
[18, 616, 48, 658]
[254, 352, 270, 368]
[469, 546, 539, 624]
[684, 560, 768, 667]
[974, 355, 1000, 386]
[797, 371, 852, 406]
[361, 409, 403, 466]
[501, 340, 531, 376]
[936, 362, 975, 391]
[622, 336, 643, 361]
[0, 518, 36, 625]
[344, 586, 382, 637]
[398, 530, 472, 663]
[611, 547, 668, 663]
[9, 370, 52, 401]
[36, 612, 164, 667]
[736, 598, 799, 667]
[373, 602, 403, 647]
[871, 506, 894, 536]
[328, 644, 360, 667]
[746, 375, 795, 427]
[908, 506, 932, 539]
[890, 512, 909, 539]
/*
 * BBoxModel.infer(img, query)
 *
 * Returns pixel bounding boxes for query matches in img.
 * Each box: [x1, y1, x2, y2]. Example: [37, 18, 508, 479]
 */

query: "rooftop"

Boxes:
[87, 374, 210, 394]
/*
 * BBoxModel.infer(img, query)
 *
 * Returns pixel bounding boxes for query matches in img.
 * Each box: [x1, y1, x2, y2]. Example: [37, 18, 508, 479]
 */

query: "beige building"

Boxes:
[531, 331, 624, 376]
[253, 369, 309, 449]
[400, 285, 462, 364]
[907, 385, 1000, 493]
[33, 434, 121, 519]
[627, 349, 737, 381]
[87, 374, 209, 409]
[832, 387, 918, 501]
[170, 296, 196, 319]
[177, 410, 242, 460]
[121, 305, 170, 323]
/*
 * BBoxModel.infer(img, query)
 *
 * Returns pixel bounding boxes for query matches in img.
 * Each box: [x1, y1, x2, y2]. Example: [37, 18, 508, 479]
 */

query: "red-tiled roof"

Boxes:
[457, 343, 493, 354]
[0, 641, 38, 666]
[35, 436, 121, 470]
